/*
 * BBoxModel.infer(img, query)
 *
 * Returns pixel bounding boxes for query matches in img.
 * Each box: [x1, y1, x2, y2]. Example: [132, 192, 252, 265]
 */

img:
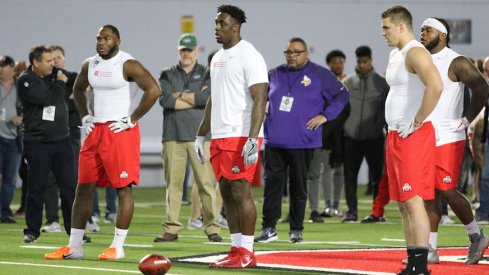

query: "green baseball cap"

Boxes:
[178, 33, 197, 50]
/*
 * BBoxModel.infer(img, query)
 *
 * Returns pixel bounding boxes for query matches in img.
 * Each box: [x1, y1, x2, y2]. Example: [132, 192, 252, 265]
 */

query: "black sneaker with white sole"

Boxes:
[23, 234, 37, 243]
[254, 227, 278, 243]
[289, 230, 303, 243]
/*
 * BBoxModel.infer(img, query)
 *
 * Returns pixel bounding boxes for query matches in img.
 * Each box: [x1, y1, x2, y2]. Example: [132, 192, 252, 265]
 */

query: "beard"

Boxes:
[424, 38, 440, 52]
[180, 58, 193, 67]
[98, 44, 117, 59]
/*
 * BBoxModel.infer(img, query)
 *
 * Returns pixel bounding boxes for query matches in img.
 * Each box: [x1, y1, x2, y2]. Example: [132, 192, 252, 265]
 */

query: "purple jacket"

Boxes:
[264, 61, 349, 149]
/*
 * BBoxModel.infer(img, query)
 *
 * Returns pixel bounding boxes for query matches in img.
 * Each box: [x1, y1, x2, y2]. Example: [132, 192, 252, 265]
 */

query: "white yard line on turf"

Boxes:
[381, 238, 405, 242]
[0, 261, 140, 273]
[21, 244, 154, 249]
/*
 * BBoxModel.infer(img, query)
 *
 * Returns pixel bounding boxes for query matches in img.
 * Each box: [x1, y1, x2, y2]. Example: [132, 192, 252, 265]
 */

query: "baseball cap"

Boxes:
[178, 33, 197, 50]
[0, 55, 15, 67]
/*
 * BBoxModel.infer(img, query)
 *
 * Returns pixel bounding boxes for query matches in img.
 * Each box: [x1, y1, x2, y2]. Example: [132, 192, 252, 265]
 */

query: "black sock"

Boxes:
[406, 248, 416, 272]
[413, 247, 429, 273]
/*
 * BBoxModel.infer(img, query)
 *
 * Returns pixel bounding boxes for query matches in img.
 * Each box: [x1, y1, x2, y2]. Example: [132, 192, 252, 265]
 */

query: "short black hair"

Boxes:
[433, 17, 451, 48]
[217, 5, 246, 24]
[29, 45, 51, 65]
[355, 45, 372, 58]
[288, 37, 308, 50]
[102, 24, 120, 39]
[326, 50, 346, 64]
[50, 45, 65, 56]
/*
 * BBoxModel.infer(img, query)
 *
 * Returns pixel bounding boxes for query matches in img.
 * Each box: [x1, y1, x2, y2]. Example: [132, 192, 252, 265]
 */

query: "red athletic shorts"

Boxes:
[435, 140, 465, 191]
[78, 122, 140, 188]
[210, 137, 263, 183]
[386, 122, 436, 202]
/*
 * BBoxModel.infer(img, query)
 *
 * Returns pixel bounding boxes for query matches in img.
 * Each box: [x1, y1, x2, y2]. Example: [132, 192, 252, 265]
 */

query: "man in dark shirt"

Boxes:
[154, 33, 221, 242]
[41, 45, 82, 233]
[18, 45, 77, 243]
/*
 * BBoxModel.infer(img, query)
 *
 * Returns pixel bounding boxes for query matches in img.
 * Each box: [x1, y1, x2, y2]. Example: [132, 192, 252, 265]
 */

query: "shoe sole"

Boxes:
[255, 236, 278, 243]
[41, 229, 62, 233]
[98, 256, 124, 261]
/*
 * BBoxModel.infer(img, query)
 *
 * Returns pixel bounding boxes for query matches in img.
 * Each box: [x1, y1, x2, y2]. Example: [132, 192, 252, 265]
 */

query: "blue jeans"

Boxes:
[476, 142, 489, 220]
[0, 137, 21, 217]
[92, 186, 117, 218]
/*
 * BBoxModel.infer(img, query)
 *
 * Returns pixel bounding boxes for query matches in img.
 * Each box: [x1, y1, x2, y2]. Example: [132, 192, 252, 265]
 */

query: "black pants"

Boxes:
[262, 147, 314, 231]
[43, 138, 80, 224]
[17, 155, 28, 212]
[23, 138, 76, 237]
[343, 136, 385, 212]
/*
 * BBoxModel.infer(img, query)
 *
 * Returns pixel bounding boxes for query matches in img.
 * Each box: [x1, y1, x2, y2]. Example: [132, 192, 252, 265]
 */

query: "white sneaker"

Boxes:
[440, 215, 455, 225]
[91, 215, 99, 223]
[187, 217, 203, 230]
[41, 222, 62, 233]
[86, 220, 100, 232]
[104, 213, 116, 224]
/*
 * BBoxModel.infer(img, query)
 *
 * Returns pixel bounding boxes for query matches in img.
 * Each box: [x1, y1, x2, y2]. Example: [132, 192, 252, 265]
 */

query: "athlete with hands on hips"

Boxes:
[45, 24, 160, 261]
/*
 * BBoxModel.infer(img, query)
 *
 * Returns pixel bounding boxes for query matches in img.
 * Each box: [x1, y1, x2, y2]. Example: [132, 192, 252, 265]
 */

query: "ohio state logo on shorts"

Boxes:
[231, 166, 240, 174]
[402, 183, 412, 192]
[120, 171, 128, 179]
[443, 175, 452, 184]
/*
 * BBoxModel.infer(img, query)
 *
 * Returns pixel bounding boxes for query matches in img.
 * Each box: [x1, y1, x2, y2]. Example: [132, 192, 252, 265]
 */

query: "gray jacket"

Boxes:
[159, 63, 210, 141]
[343, 69, 389, 140]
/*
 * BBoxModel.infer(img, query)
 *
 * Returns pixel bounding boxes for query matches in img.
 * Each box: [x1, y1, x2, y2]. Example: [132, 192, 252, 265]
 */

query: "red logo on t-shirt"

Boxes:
[213, 62, 226, 67]
[94, 71, 112, 77]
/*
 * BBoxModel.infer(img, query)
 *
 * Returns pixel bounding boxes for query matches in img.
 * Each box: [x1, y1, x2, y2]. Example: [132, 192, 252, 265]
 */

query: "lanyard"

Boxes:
[286, 68, 304, 97]
[0, 83, 14, 106]
[180, 67, 196, 91]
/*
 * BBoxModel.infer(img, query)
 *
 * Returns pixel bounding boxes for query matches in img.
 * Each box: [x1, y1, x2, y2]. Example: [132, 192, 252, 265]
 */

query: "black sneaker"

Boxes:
[254, 227, 278, 243]
[361, 215, 386, 223]
[82, 234, 91, 243]
[341, 210, 358, 222]
[207, 233, 223, 242]
[154, 233, 178, 242]
[1, 216, 16, 223]
[309, 210, 324, 223]
[23, 234, 37, 243]
[289, 230, 303, 243]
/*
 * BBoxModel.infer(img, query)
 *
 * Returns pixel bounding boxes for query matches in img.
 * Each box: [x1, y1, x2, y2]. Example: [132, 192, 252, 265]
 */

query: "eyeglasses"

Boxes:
[283, 50, 306, 57]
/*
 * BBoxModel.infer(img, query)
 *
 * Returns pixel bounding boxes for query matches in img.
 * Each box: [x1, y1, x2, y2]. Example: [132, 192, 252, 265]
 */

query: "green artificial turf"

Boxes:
[0, 185, 482, 275]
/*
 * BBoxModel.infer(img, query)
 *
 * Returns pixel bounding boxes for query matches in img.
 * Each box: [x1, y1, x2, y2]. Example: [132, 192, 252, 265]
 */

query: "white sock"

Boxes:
[429, 232, 438, 250]
[241, 235, 254, 252]
[68, 228, 85, 249]
[464, 219, 480, 235]
[230, 233, 241, 248]
[110, 228, 128, 248]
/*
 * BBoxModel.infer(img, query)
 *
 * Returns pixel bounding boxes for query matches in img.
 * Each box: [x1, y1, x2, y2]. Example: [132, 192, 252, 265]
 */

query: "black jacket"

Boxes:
[17, 67, 70, 142]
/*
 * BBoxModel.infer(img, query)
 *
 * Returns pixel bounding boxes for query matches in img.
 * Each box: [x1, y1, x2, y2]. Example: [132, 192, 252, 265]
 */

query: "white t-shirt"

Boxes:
[210, 40, 268, 138]
[426, 47, 464, 146]
[385, 40, 428, 128]
[88, 51, 139, 123]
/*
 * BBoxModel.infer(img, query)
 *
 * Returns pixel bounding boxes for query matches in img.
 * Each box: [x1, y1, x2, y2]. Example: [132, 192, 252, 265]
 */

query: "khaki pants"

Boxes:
[162, 141, 219, 235]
